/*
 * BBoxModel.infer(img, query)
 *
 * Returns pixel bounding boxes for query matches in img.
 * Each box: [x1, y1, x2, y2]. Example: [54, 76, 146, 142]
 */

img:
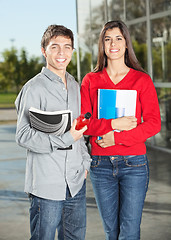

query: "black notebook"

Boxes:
[29, 107, 72, 150]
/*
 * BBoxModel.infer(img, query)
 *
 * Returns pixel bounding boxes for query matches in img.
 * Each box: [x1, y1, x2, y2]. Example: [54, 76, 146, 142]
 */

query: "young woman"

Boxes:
[81, 20, 161, 239]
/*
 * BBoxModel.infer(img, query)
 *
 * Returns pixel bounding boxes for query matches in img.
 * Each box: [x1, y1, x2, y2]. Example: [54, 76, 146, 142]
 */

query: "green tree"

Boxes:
[0, 47, 19, 92]
[80, 51, 91, 79]
[67, 51, 77, 80]
[67, 50, 92, 82]
[152, 44, 162, 81]
[0, 47, 44, 93]
[132, 40, 147, 71]
[19, 49, 43, 88]
[0, 46, 93, 92]
[166, 41, 171, 81]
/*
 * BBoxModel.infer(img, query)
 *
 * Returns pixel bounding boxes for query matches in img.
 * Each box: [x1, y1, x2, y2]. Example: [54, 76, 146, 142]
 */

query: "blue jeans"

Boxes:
[29, 180, 86, 240]
[90, 155, 149, 240]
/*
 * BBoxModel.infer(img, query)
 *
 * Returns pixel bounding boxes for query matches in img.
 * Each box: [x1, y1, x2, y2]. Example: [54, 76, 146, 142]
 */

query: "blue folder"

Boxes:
[98, 89, 137, 139]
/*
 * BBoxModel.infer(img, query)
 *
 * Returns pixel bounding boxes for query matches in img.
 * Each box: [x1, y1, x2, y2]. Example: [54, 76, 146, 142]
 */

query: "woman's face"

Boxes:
[104, 27, 127, 62]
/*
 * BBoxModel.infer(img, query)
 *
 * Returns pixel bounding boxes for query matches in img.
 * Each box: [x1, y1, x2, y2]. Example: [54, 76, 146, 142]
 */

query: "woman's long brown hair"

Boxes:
[94, 20, 145, 73]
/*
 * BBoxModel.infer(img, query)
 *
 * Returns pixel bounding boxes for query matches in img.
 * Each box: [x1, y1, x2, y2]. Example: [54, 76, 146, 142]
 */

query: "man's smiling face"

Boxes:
[42, 36, 73, 75]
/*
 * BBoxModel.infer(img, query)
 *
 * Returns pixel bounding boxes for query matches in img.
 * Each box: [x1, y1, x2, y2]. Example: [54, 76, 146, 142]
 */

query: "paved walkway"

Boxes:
[0, 111, 171, 239]
[0, 108, 17, 122]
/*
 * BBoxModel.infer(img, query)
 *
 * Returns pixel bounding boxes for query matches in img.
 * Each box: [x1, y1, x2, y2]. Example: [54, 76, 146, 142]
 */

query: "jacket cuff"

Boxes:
[49, 131, 75, 149]
[114, 132, 122, 145]
[61, 131, 75, 146]
[108, 119, 114, 131]
[83, 160, 91, 172]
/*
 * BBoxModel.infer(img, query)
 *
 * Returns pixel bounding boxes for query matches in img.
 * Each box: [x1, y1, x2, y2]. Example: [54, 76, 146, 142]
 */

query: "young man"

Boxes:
[15, 25, 91, 240]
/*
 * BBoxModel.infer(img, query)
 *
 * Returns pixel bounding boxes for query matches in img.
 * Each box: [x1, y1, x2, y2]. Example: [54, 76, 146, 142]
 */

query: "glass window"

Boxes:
[108, 0, 125, 21]
[155, 87, 171, 148]
[150, 0, 171, 14]
[126, 0, 146, 20]
[91, 0, 106, 29]
[77, 0, 105, 75]
[151, 16, 171, 82]
[129, 22, 147, 71]
[77, 0, 92, 79]
[77, 0, 90, 36]
[77, 36, 92, 79]
[77, 0, 105, 35]
[90, 33, 99, 70]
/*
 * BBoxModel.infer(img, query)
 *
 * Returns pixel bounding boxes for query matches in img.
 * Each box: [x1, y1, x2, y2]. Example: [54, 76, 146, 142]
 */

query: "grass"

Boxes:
[0, 93, 17, 108]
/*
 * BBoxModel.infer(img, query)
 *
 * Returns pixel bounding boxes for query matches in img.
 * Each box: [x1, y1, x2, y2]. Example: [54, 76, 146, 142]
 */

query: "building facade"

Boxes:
[76, 0, 171, 152]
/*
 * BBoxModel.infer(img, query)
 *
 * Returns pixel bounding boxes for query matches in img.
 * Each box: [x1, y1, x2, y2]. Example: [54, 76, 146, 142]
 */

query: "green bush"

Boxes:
[0, 93, 17, 108]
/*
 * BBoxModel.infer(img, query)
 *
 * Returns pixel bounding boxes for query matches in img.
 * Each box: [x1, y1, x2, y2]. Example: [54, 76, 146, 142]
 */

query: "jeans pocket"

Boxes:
[91, 156, 101, 168]
[125, 154, 147, 167]
[29, 195, 41, 214]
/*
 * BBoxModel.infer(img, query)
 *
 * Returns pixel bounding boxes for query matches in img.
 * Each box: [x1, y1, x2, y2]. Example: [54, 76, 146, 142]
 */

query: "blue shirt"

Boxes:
[15, 67, 91, 200]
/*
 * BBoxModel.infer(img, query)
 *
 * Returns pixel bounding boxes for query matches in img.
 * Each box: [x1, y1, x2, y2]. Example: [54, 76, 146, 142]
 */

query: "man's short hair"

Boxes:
[41, 25, 74, 50]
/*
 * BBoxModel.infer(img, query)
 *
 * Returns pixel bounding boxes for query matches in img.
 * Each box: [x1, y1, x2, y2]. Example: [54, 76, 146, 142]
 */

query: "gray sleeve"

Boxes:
[15, 86, 74, 153]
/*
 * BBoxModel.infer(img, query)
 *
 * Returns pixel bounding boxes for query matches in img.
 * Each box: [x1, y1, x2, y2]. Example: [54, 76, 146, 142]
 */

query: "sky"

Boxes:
[0, 0, 77, 58]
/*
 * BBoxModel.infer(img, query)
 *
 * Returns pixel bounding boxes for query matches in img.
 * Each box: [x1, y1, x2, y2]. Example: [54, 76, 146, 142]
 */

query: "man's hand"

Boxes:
[96, 131, 115, 148]
[112, 116, 137, 131]
[70, 119, 87, 141]
[85, 170, 88, 179]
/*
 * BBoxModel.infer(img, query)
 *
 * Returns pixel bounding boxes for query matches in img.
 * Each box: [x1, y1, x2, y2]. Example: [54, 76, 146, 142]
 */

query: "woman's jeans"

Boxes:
[90, 155, 149, 240]
[29, 180, 86, 240]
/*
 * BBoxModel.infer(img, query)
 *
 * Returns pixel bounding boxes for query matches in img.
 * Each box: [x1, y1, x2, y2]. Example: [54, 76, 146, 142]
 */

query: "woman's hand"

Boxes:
[111, 116, 137, 131]
[96, 131, 115, 148]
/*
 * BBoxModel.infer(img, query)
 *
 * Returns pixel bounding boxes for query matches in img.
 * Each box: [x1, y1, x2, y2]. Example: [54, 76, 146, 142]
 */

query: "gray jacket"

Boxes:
[15, 67, 91, 200]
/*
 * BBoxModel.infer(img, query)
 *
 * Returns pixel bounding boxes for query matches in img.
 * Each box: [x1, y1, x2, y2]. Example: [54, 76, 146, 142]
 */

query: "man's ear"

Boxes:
[41, 47, 47, 58]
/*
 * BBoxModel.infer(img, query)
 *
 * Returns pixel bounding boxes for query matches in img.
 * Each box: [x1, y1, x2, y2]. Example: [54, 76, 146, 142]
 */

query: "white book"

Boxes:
[98, 89, 137, 138]
[29, 107, 72, 150]
[98, 89, 137, 119]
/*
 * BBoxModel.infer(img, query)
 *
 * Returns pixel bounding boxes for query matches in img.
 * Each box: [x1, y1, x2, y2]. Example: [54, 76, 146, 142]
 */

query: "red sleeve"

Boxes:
[114, 75, 161, 146]
[81, 74, 113, 136]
